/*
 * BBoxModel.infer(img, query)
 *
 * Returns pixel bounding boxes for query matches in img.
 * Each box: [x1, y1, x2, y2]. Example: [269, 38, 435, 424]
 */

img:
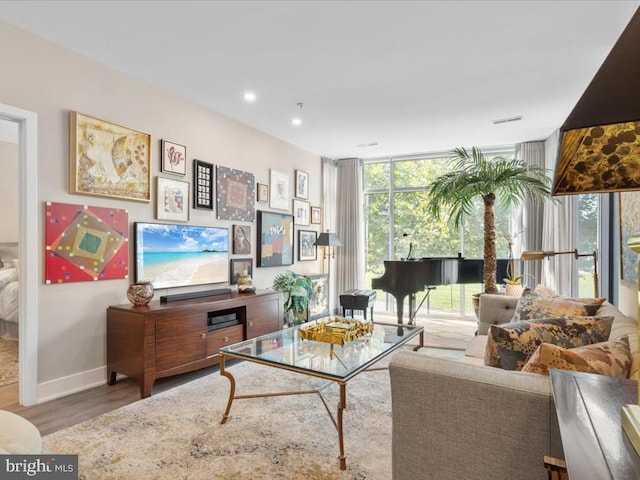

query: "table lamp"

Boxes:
[549, 8, 640, 456]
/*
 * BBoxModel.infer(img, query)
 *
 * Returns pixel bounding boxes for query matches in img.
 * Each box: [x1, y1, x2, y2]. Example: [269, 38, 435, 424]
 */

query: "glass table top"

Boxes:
[220, 321, 423, 380]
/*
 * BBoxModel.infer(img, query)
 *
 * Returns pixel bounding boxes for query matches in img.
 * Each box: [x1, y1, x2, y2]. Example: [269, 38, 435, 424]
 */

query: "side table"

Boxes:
[550, 369, 640, 479]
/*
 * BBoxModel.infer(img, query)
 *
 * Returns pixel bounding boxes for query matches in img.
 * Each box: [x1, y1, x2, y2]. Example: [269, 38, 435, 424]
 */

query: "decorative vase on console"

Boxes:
[237, 269, 256, 293]
[127, 281, 154, 306]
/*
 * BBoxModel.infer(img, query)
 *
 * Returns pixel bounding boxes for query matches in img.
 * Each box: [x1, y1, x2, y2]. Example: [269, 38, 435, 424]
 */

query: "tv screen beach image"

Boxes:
[135, 223, 229, 288]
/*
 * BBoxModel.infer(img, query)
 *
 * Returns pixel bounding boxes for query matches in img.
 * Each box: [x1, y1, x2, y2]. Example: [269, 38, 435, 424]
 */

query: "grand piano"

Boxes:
[371, 257, 511, 325]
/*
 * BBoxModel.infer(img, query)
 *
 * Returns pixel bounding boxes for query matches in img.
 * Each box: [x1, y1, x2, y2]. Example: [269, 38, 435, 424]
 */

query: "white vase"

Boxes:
[505, 284, 524, 297]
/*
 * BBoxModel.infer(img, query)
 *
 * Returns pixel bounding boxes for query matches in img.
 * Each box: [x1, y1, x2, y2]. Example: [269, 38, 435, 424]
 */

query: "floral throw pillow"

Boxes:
[485, 315, 614, 371]
[512, 288, 597, 322]
[522, 335, 631, 378]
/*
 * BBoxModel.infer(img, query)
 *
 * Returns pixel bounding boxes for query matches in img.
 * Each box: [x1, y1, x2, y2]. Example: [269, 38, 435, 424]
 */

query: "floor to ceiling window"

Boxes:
[576, 194, 599, 298]
[364, 148, 515, 318]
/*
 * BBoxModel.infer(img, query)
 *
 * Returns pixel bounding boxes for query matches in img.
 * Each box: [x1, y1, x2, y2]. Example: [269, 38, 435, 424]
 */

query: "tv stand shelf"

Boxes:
[107, 289, 283, 398]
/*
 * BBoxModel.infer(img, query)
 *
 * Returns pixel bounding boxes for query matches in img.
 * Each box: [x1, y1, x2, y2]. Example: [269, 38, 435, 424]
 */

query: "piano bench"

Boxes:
[340, 289, 376, 320]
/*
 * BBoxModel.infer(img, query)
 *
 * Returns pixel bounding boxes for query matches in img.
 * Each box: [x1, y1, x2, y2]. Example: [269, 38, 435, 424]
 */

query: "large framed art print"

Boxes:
[257, 210, 294, 267]
[70, 111, 151, 202]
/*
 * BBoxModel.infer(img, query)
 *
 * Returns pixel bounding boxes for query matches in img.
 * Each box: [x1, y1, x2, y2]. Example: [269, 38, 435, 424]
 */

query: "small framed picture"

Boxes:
[232, 225, 252, 254]
[156, 176, 189, 222]
[269, 169, 290, 210]
[298, 230, 317, 261]
[311, 206, 321, 224]
[230, 258, 253, 285]
[293, 199, 310, 226]
[193, 159, 213, 210]
[161, 139, 187, 175]
[295, 170, 309, 199]
[257, 183, 269, 203]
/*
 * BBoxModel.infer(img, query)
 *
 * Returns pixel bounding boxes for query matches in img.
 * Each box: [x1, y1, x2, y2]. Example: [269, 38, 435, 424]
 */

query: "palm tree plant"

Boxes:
[426, 147, 552, 294]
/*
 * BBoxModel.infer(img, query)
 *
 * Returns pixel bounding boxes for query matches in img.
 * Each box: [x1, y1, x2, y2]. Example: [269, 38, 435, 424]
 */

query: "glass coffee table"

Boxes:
[218, 320, 424, 470]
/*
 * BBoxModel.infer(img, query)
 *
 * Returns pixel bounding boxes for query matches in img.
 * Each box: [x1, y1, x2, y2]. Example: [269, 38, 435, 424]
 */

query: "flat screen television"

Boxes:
[134, 222, 230, 289]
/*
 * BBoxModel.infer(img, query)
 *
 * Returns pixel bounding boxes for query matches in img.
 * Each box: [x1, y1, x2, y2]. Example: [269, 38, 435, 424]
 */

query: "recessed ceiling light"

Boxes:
[243, 91, 256, 102]
[291, 117, 302, 126]
[356, 142, 379, 147]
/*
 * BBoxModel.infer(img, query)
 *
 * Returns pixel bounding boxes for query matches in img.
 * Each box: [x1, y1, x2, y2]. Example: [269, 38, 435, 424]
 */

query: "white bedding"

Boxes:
[0, 267, 18, 340]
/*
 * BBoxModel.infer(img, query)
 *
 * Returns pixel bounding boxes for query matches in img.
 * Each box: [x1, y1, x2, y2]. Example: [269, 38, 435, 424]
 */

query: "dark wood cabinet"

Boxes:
[107, 289, 282, 398]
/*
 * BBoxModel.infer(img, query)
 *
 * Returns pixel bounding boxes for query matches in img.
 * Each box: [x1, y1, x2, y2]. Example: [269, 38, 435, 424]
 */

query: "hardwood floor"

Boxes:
[1, 365, 224, 437]
[0, 382, 18, 406]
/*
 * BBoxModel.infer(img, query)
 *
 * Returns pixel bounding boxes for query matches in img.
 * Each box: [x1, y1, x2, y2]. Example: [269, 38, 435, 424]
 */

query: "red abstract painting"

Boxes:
[45, 201, 128, 284]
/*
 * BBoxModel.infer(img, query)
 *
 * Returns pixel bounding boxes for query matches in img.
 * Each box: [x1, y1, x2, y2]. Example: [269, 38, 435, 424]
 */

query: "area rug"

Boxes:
[0, 337, 19, 387]
[44, 357, 400, 479]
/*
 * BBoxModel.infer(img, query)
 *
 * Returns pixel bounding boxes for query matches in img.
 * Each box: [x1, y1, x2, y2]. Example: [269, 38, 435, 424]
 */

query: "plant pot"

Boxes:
[505, 284, 524, 297]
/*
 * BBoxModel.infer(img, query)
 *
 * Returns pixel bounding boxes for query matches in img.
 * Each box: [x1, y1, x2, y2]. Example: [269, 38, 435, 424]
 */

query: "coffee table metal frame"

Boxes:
[218, 321, 424, 470]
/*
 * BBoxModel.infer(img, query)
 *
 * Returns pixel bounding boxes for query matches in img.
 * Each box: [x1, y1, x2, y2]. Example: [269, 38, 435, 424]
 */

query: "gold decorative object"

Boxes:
[298, 318, 374, 346]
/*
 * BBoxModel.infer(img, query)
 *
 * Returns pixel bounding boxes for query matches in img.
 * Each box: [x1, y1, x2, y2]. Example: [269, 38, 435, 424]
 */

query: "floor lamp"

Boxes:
[314, 230, 342, 315]
[520, 249, 599, 297]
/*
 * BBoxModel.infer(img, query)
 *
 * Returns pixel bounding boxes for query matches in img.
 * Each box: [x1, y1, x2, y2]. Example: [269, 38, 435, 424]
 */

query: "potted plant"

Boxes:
[501, 231, 524, 297]
[426, 147, 551, 295]
[272, 271, 313, 326]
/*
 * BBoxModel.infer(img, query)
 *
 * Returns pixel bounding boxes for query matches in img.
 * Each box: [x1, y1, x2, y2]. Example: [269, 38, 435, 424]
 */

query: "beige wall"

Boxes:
[619, 282, 639, 320]
[0, 21, 322, 398]
[0, 138, 18, 243]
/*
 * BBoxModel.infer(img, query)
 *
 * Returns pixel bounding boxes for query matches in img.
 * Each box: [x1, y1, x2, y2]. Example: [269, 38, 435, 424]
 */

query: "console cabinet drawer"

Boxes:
[207, 325, 243, 356]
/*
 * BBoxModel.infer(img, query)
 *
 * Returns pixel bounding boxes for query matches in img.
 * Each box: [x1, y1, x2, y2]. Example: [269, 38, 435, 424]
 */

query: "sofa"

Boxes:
[389, 293, 638, 480]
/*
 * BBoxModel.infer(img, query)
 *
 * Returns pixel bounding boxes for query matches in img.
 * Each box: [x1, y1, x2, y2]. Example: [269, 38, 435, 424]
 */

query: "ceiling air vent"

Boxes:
[492, 115, 523, 125]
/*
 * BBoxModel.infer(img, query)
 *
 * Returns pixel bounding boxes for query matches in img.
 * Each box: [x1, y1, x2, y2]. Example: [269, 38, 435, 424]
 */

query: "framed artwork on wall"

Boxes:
[269, 169, 290, 211]
[216, 165, 255, 221]
[293, 199, 310, 226]
[232, 225, 252, 254]
[161, 139, 187, 175]
[257, 210, 294, 267]
[619, 191, 640, 285]
[257, 183, 269, 203]
[230, 258, 253, 285]
[193, 159, 213, 210]
[70, 111, 151, 202]
[306, 273, 329, 321]
[298, 230, 317, 261]
[295, 169, 309, 199]
[311, 206, 321, 224]
[156, 176, 189, 222]
[45, 201, 129, 284]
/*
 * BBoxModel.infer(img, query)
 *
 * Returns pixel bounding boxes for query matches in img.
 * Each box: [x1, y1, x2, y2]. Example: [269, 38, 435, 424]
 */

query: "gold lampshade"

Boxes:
[552, 9, 640, 196]
[553, 121, 640, 195]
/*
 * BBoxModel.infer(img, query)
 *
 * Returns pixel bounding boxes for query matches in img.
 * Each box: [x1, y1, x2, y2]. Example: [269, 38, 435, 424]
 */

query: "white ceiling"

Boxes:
[0, 0, 638, 159]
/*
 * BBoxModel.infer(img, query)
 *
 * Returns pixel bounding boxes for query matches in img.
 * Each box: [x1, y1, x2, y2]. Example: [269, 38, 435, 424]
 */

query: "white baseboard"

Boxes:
[37, 366, 110, 403]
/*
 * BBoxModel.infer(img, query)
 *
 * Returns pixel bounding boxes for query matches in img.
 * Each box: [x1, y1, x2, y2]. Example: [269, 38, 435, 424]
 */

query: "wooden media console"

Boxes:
[107, 289, 283, 398]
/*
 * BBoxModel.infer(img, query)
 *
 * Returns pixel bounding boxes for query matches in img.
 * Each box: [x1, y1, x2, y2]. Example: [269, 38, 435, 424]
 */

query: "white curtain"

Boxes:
[515, 135, 576, 295]
[330, 158, 364, 314]
[321, 157, 340, 313]
[541, 131, 576, 296]
[516, 141, 546, 287]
